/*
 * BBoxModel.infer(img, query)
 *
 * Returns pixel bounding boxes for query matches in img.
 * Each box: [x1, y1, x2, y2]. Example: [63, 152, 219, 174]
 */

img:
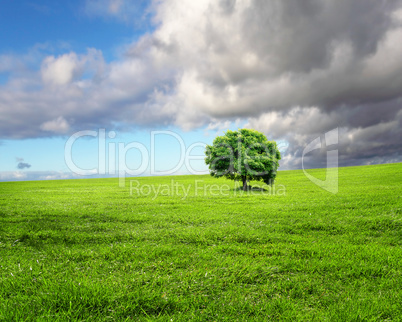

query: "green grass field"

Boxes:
[0, 163, 401, 321]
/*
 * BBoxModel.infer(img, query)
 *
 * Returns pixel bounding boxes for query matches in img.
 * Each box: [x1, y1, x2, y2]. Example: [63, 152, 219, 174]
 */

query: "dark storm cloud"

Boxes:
[247, 103, 402, 170]
[240, 0, 397, 74]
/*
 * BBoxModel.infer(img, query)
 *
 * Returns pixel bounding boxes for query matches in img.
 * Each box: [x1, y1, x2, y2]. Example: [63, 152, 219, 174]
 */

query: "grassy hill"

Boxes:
[0, 163, 401, 320]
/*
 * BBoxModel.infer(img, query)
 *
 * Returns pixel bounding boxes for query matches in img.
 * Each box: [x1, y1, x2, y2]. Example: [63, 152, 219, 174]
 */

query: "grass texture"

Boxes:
[0, 163, 401, 321]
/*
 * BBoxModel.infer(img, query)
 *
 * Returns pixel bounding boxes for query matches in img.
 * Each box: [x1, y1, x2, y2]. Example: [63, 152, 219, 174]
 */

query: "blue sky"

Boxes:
[0, 0, 217, 179]
[0, 0, 401, 181]
[0, 1, 149, 57]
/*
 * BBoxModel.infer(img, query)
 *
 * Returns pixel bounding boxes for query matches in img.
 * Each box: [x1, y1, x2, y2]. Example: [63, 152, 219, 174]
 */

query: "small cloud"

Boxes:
[83, 0, 151, 25]
[40, 116, 70, 134]
[17, 162, 31, 170]
[109, 0, 123, 14]
[0, 171, 116, 182]
[1, 171, 28, 180]
[41, 53, 82, 86]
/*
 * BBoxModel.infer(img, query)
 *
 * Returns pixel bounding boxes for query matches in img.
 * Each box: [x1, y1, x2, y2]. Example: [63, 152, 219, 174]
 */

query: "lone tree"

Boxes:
[205, 129, 281, 191]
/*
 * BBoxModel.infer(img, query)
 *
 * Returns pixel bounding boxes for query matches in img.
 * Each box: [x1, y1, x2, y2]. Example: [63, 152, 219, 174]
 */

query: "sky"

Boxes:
[0, 0, 401, 181]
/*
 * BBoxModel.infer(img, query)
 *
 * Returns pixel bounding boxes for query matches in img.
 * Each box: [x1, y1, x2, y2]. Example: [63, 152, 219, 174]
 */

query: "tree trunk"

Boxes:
[242, 176, 247, 191]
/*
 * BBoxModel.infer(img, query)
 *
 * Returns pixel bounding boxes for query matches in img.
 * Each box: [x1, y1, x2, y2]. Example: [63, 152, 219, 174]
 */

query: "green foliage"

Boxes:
[0, 163, 401, 320]
[205, 129, 281, 187]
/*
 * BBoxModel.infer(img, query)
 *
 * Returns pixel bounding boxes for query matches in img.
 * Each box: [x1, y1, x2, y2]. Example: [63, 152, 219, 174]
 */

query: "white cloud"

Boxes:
[41, 49, 104, 86]
[0, 170, 123, 182]
[0, 171, 27, 180]
[0, 55, 21, 73]
[0, 171, 72, 182]
[40, 116, 70, 134]
[41, 53, 81, 86]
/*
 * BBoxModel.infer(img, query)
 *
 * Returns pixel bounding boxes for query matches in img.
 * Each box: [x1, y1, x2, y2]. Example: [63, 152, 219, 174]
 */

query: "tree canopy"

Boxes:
[205, 129, 281, 191]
